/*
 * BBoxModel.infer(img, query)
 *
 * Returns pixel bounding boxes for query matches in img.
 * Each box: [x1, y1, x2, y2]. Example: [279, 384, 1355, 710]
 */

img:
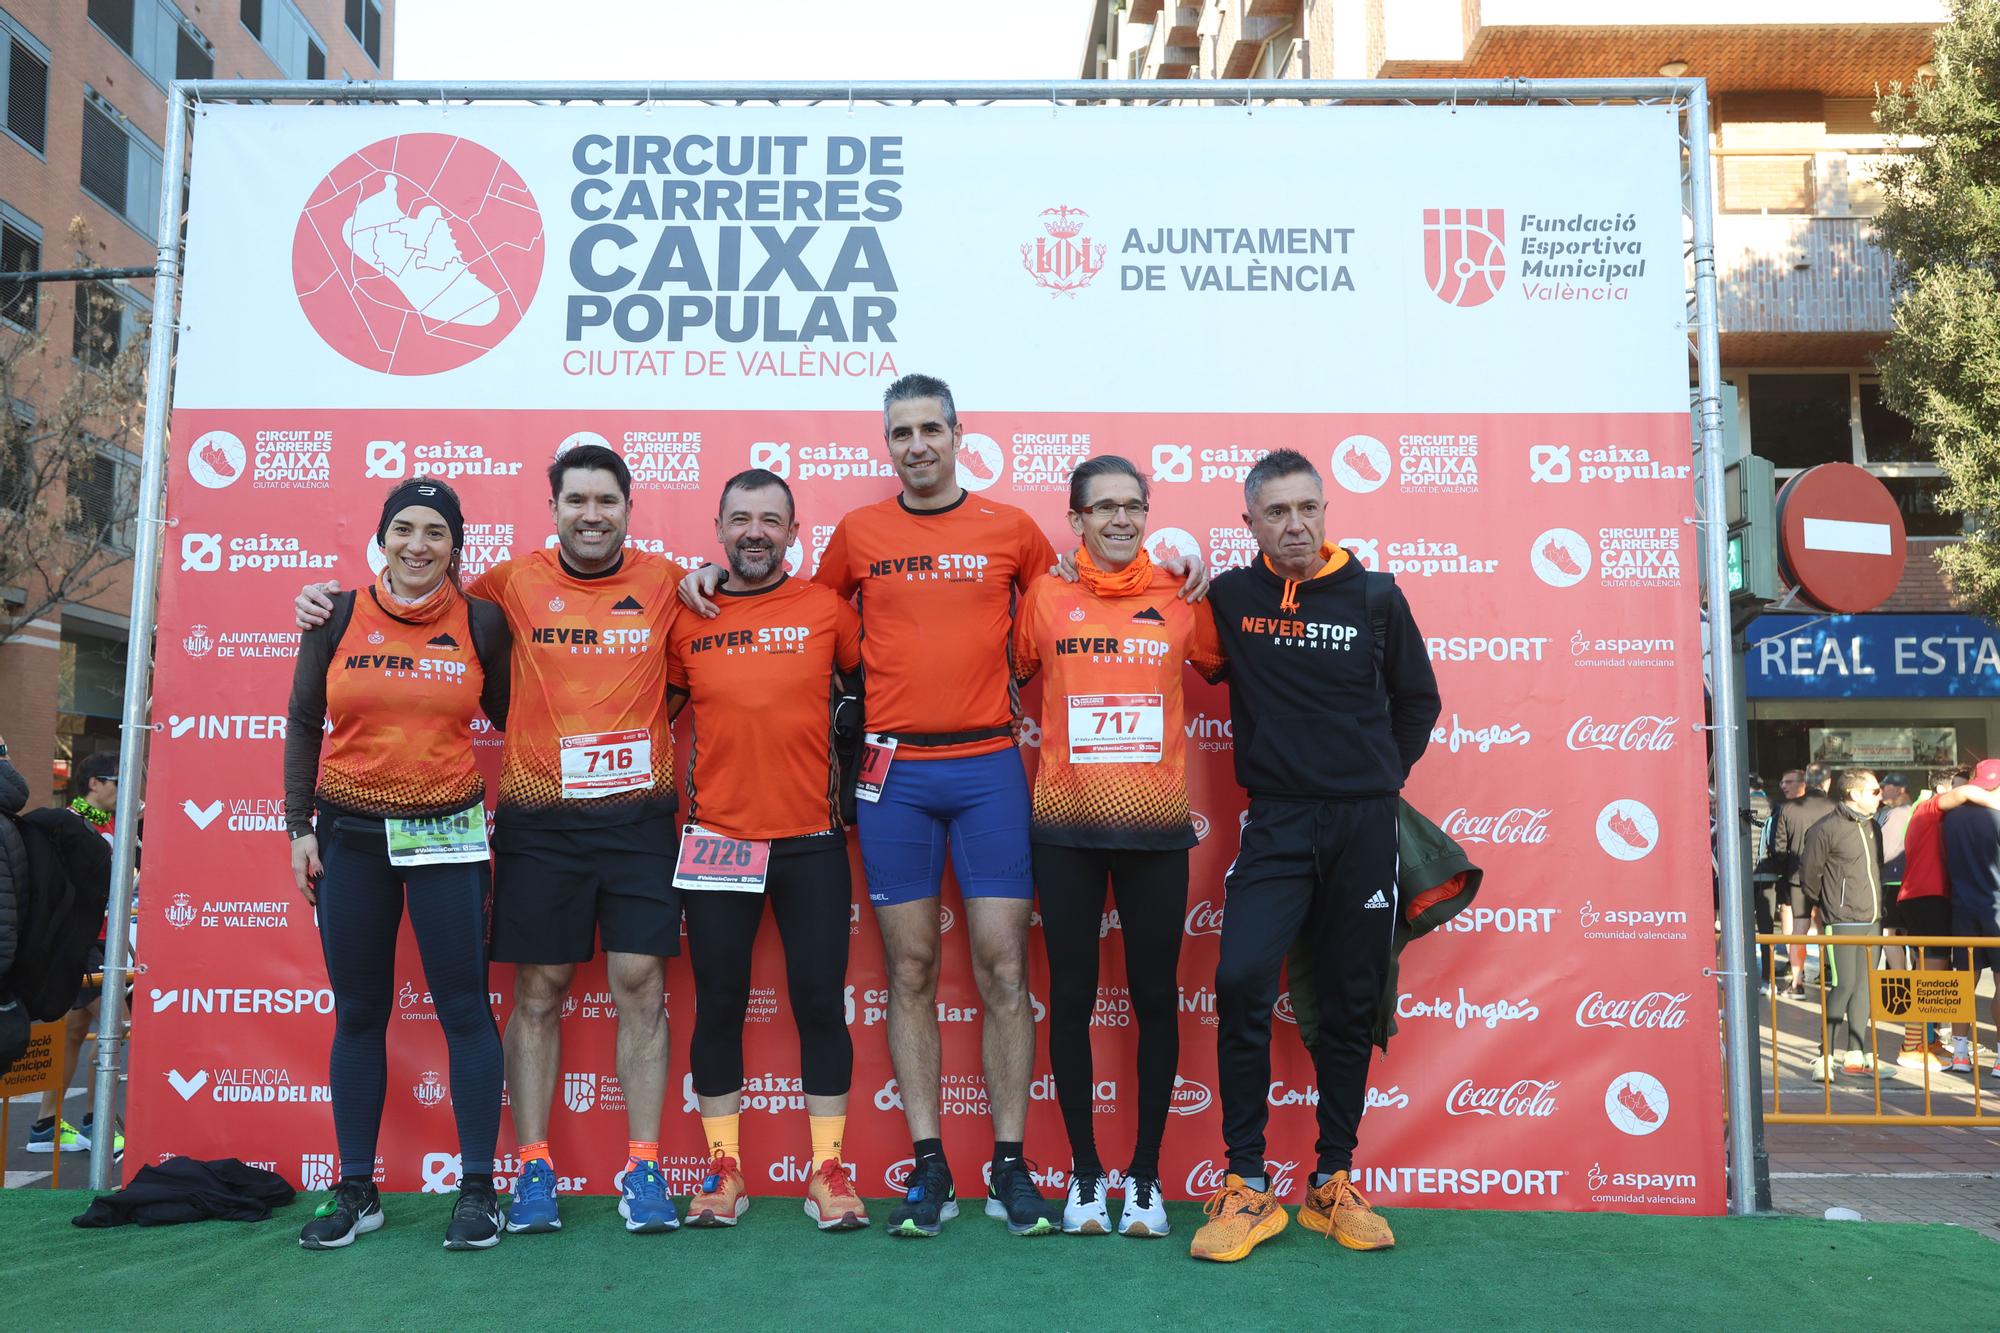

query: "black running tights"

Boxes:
[1033, 843, 1187, 1179]
[316, 824, 501, 1182]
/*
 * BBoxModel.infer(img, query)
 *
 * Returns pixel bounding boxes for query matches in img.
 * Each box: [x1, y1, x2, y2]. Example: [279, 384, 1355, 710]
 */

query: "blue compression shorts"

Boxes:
[857, 747, 1034, 907]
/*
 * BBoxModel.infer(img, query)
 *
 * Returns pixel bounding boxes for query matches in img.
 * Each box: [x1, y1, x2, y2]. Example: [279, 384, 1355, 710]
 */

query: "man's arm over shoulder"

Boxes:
[1383, 582, 1441, 776]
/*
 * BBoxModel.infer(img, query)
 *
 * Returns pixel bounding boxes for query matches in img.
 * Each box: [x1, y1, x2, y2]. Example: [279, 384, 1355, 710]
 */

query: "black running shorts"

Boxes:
[491, 819, 682, 964]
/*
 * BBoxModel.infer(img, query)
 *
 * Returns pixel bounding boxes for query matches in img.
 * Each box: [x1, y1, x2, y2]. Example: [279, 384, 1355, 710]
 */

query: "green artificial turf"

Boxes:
[6, 1190, 1995, 1329]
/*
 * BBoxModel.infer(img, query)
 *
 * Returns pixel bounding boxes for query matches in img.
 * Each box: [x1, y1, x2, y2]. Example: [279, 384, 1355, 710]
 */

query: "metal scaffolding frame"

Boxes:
[93, 77, 1752, 1214]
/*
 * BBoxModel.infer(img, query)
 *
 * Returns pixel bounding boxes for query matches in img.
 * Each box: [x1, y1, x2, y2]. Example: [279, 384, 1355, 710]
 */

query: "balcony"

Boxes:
[1714, 214, 1896, 338]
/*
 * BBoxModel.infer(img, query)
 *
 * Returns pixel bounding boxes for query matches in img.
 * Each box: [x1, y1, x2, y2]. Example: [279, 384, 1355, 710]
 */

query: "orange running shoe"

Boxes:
[1298, 1171, 1395, 1251]
[1188, 1174, 1287, 1262]
[804, 1157, 870, 1231]
[685, 1155, 749, 1227]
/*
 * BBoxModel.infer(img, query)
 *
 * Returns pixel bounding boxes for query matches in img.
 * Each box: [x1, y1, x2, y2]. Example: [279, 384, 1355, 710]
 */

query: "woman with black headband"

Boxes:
[283, 477, 512, 1251]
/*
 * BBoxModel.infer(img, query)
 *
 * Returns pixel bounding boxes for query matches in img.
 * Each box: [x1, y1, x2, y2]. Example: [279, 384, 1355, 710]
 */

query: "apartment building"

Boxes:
[1080, 1, 1974, 782]
[0, 0, 392, 806]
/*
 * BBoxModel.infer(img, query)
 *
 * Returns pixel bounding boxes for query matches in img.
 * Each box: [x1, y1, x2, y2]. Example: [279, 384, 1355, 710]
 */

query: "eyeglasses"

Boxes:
[1078, 501, 1149, 519]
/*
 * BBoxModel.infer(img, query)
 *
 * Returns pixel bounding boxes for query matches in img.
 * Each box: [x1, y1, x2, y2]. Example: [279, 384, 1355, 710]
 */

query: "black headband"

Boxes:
[377, 479, 464, 554]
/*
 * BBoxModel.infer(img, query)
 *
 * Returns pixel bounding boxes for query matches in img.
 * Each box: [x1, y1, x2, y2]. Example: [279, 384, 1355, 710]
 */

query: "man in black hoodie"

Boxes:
[1762, 764, 1835, 995]
[1188, 449, 1440, 1262]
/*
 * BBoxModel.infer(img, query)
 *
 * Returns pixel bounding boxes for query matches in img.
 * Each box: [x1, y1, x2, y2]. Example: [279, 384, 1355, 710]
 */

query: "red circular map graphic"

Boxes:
[292, 134, 544, 375]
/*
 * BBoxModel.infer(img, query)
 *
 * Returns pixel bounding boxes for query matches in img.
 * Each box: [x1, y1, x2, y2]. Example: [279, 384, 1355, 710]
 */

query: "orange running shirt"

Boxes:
[470, 548, 685, 830]
[814, 492, 1056, 761]
[1012, 567, 1226, 849]
[664, 575, 863, 841]
[316, 588, 487, 819]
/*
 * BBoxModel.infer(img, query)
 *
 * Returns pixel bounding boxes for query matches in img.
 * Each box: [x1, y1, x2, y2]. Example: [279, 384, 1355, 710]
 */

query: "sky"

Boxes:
[393, 0, 1097, 83]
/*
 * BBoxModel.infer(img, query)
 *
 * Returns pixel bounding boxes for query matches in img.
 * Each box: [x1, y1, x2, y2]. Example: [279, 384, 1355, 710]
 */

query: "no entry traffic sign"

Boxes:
[1775, 463, 1907, 613]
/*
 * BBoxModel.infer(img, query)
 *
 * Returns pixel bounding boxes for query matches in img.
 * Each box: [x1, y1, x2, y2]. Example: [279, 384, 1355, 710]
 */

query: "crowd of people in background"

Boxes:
[1754, 760, 2000, 1079]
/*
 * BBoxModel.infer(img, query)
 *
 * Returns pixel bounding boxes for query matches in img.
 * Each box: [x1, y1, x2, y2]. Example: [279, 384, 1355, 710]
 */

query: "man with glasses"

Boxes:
[1798, 769, 1885, 1080]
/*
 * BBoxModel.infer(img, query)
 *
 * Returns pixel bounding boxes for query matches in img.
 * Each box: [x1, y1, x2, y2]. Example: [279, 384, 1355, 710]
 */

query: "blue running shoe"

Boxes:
[618, 1159, 680, 1234]
[505, 1159, 562, 1234]
[888, 1155, 958, 1238]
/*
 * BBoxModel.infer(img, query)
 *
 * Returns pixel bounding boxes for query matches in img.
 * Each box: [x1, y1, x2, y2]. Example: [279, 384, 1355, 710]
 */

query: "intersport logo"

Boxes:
[1445, 1078, 1559, 1118]
[1423, 207, 1506, 307]
[1567, 715, 1677, 753]
[1574, 990, 1690, 1031]
[293, 133, 544, 374]
[1440, 807, 1549, 846]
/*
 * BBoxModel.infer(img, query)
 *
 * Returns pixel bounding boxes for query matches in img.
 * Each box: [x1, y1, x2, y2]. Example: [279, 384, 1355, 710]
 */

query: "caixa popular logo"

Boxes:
[1021, 205, 1106, 295]
[1424, 207, 1506, 307]
[293, 133, 544, 374]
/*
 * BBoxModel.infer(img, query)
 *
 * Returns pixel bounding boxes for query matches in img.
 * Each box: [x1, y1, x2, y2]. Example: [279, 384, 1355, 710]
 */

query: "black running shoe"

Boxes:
[299, 1179, 382, 1250]
[444, 1179, 503, 1251]
[985, 1157, 1058, 1237]
[888, 1155, 958, 1238]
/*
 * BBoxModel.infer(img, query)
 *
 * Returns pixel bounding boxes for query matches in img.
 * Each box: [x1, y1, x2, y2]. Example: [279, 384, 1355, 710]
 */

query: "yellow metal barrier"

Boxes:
[1756, 933, 1998, 1126]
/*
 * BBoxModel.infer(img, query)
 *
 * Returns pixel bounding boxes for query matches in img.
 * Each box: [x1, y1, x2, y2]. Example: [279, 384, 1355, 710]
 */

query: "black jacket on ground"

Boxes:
[1207, 557, 1440, 801]
[1799, 804, 1883, 925]
[72, 1156, 296, 1227]
[1762, 791, 1836, 889]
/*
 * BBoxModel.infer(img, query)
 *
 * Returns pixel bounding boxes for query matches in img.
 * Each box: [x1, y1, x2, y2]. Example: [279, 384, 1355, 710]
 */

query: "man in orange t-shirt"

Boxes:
[296, 444, 685, 1235]
[681, 375, 1072, 1237]
[663, 468, 869, 1232]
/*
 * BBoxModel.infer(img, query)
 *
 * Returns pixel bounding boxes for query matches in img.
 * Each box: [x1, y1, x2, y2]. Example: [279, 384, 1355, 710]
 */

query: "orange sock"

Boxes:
[809, 1114, 846, 1167]
[518, 1140, 552, 1166]
[627, 1140, 659, 1164]
[700, 1113, 741, 1164]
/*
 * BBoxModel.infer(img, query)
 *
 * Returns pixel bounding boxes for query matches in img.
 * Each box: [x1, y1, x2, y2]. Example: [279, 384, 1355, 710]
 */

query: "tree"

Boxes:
[0, 220, 148, 645]
[1875, 0, 2000, 617]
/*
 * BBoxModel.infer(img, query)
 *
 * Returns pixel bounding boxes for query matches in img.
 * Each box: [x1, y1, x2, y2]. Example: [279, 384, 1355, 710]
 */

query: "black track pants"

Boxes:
[1216, 795, 1398, 1178]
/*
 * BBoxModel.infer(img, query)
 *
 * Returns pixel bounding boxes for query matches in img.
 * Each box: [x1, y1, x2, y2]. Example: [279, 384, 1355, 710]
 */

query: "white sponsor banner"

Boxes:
[173, 104, 1687, 412]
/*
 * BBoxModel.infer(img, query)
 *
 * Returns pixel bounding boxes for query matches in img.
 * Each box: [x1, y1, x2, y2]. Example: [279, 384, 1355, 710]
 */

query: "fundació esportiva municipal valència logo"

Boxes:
[292, 134, 545, 374]
[1423, 207, 1506, 307]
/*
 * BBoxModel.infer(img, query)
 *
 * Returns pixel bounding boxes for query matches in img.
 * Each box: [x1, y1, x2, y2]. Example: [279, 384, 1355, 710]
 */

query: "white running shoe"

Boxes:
[1117, 1174, 1170, 1238]
[1062, 1171, 1111, 1236]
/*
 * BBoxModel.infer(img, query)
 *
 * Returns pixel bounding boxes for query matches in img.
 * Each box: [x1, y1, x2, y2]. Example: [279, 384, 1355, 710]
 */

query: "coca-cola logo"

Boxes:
[1185, 899, 1225, 937]
[1566, 714, 1678, 753]
[1445, 1078, 1560, 1118]
[1574, 990, 1691, 1030]
[1184, 1158, 1300, 1199]
[1440, 806, 1550, 845]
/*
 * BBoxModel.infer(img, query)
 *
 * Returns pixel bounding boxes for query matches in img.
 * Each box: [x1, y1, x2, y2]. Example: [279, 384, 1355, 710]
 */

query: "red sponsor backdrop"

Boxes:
[129, 407, 1723, 1213]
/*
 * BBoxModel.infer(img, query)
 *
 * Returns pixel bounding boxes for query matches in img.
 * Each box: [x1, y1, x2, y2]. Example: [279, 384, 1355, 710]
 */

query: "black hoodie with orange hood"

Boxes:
[1207, 544, 1440, 801]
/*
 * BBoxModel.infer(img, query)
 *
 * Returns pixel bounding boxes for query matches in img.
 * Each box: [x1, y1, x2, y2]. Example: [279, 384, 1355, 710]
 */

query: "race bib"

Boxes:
[673, 825, 771, 892]
[559, 728, 653, 800]
[856, 733, 898, 804]
[1066, 693, 1164, 764]
[386, 808, 490, 866]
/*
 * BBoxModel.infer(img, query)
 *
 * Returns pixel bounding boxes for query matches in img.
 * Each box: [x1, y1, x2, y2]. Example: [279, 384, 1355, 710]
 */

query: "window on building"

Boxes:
[89, 0, 215, 86]
[1858, 379, 1917, 463]
[57, 620, 131, 801]
[1746, 373, 1853, 469]
[1, 7, 50, 155]
[64, 445, 137, 550]
[345, 0, 382, 66]
[73, 278, 148, 370]
[241, 0, 326, 81]
[1, 403, 32, 514]
[0, 205, 40, 329]
[1721, 157, 1815, 214]
[80, 92, 165, 240]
